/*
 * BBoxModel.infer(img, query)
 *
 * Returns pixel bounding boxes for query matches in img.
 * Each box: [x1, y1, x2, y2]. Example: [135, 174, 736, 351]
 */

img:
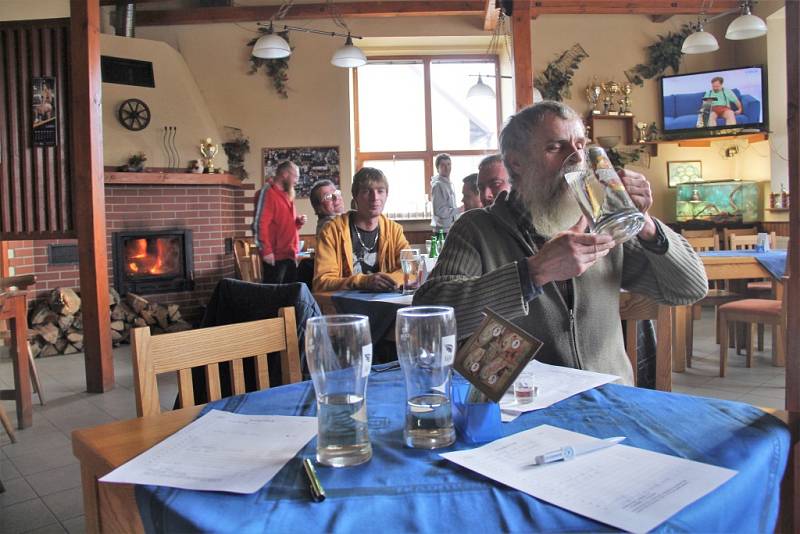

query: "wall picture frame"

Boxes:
[667, 160, 703, 188]
[32, 76, 57, 147]
[262, 146, 340, 198]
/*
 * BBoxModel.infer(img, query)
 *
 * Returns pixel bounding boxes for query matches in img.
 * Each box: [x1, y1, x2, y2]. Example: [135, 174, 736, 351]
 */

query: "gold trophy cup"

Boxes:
[585, 78, 603, 115]
[601, 80, 620, 115]
[199, 138, 219, 174]
[620, 83, 633, 116]
[636, 122, 649, 143]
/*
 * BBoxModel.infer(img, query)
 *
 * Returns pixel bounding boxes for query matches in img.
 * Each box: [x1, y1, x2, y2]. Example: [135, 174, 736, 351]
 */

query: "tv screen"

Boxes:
[660, 66, 766, 136]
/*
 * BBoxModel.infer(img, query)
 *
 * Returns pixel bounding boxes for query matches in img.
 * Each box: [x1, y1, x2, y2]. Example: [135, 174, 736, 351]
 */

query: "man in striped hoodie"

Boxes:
[415, 102, 707, 385]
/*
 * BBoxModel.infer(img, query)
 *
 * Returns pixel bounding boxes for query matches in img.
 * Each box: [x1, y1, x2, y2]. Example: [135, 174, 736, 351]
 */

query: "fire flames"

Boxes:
[125, 238, 178, 276]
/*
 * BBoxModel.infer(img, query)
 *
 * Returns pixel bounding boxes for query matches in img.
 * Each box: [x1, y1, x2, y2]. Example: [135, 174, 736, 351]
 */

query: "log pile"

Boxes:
[28, 288, 192, 357]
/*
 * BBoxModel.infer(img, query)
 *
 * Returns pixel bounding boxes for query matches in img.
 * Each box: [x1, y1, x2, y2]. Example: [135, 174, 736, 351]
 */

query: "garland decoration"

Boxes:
[247, 28, 292, 98]
[624, 24, 693, 86]
[534, 43, 589, 101]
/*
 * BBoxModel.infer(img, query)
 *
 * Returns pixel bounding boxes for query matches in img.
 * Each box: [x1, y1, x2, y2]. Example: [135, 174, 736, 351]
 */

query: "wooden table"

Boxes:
[671, 255, 776, 372]
[72, 405, 203, 533]
[0, 291, 32, 428]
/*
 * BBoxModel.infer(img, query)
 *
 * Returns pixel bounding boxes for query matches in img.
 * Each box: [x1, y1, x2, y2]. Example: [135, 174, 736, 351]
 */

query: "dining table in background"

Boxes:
[72, 366, 789, 533]
[669, 250, 790, 372]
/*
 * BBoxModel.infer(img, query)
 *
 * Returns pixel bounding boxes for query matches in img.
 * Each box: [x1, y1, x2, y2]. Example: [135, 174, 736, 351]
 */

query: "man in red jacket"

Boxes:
[254, 160, 307, 283]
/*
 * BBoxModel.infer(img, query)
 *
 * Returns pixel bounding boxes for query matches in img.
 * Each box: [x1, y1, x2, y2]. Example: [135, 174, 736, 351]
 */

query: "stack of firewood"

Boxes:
[28, 288, 192, 357]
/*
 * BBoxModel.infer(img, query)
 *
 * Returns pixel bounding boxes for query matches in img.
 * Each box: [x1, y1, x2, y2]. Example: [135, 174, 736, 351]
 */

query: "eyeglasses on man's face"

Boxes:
[322, 190, 342, 202]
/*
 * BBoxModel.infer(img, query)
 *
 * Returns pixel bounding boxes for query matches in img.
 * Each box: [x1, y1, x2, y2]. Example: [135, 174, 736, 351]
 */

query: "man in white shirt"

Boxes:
[430, 153, 459, 233]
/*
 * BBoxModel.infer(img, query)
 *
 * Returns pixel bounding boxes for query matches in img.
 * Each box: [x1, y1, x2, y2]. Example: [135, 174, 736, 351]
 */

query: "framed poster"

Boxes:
[262, 146, 340, 198]
[667, 160, 703, 188]
[32, 77, 57, 147]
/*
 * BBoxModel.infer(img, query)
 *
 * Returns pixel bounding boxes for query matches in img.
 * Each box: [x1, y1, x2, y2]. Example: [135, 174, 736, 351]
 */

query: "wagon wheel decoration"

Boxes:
[117, 98, 151, 131]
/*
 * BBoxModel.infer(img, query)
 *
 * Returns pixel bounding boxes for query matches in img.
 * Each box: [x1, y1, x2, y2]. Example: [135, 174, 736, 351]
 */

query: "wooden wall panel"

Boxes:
[762, 221, 790, 236]
[0, 19, 73, 239]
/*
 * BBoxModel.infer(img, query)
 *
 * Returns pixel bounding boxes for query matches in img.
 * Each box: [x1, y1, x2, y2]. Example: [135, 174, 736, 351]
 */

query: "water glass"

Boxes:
[756, 233, 770, 252]
[396, 306, 457, 449]
[562, 146, 645, 243]
[513, 366, 537, 404]
[306, 315, 373, 467]
[400, 248, 421, 294]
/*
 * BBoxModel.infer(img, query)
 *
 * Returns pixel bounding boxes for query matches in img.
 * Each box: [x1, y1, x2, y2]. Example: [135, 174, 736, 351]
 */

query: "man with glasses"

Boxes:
[309, 179, 345, 237]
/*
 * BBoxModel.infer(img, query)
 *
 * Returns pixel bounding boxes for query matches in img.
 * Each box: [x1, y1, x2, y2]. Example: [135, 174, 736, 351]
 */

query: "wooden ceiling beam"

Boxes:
[134, 2, 485, 27]
[130, 0, 740, 27]
[484, 0, 500, 31]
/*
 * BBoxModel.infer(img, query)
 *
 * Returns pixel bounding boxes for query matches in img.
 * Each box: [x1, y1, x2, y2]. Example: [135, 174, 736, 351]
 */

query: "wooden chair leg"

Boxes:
[0, 403, 17, 443]
[746, 323, 755, 368]
[625, 320, 638, 385]
[719, 316, 729, 378]
[757, 323, 764, 352]
[28, 342, 45, 406]
[686, 313, 694, 368]
[774, 324, 786, 367]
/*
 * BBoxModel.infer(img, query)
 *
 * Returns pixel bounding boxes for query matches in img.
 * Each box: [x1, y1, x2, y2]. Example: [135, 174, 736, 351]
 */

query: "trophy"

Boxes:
[585, 78, 603, 115]
[620, 83, 633, 116]
[636, 122, 649, 143]
[199, 137, 219, 174]
[601, 80, 620, 115]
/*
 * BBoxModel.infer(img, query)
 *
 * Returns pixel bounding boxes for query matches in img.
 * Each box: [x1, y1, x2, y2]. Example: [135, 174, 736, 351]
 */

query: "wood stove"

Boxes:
[112, 229, 194, 295]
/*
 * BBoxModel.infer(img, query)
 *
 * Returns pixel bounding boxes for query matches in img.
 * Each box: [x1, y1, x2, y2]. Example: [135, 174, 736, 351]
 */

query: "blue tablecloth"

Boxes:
[330, 290, 410, 342]
[699, 250, 787, 279]
[135, 369, 789, 533]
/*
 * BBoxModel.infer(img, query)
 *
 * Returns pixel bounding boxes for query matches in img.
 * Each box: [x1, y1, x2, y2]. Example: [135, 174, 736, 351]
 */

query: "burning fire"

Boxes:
[125, 238, 177, 276]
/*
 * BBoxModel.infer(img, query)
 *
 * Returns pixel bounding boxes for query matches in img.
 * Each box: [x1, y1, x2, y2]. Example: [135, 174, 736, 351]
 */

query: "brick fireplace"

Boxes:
[5, 174, 254, 323]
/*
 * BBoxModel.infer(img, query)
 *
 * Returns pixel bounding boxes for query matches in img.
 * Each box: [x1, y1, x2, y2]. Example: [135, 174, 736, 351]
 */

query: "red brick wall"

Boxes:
[5, 183, 254, 323]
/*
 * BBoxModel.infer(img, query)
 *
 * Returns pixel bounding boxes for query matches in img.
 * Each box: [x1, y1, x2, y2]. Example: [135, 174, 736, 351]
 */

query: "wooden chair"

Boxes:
[132, 306, 301, 417]
[729, 232, 778, 350]
[683, 235, 741, 365]
[681, 228, 718, 240]
[718, 277, 787, 377]
[233, 237, 262, 283]
[0, 275, 45, 406]
[0, 291, 17, 443]
[722, 226, 758, 250]
[729, 232, 776, 252]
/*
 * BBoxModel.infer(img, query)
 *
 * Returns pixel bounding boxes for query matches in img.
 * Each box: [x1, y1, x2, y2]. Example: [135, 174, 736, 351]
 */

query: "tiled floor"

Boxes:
[0, 307, 786, 533]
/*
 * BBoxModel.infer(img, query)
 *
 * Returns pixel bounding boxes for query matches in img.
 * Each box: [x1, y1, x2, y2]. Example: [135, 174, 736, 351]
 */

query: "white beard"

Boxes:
[516, 161, 583, 239]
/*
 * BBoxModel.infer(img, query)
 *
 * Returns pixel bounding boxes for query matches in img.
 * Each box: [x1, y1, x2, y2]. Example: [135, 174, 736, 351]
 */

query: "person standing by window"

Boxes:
[430, 153, 459, 234]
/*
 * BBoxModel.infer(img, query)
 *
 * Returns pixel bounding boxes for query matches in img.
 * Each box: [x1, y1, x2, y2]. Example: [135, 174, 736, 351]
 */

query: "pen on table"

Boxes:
[534, 436, 625, 466]
[303, 458, 326, 502]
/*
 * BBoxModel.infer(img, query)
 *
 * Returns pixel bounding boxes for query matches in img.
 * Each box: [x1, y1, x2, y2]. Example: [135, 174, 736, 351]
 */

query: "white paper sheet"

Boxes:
[499, 361, 619, 422]
[372, 293, 413, 305]
[441, 424, 737, 533]
[100, 410, 317, 494]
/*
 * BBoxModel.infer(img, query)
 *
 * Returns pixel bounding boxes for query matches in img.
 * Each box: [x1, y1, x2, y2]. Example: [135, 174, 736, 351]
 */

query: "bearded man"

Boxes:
[414, 101, 707, 384]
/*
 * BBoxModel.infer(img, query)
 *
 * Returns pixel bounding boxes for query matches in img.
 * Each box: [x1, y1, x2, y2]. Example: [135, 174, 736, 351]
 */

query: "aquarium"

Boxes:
[676, 180, 760, 223]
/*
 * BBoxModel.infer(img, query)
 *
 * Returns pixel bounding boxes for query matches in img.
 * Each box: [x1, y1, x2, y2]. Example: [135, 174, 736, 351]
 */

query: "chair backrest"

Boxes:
[132, 306, 301, 417]
[729, 232, 776, 251]
[722, 227, 758, 249]
[233, 237, 262, 283]
[681, 228, 717, 239]
[775, 235, 790, 250]
[684, 235, 720, 252]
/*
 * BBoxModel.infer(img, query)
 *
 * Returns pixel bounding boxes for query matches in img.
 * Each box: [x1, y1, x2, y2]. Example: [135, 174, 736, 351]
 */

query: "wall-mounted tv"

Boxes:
[660, 65, 766, 138]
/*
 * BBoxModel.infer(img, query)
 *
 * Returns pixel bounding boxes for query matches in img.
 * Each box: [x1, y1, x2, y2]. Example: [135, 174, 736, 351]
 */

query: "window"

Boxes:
[355, 56, 500, 218]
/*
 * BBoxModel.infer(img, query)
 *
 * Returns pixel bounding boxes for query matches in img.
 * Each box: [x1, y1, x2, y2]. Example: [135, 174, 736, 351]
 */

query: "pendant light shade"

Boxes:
[533, 87, 543, 103]
[726, 12, 767, 40]
[252, 25, 291, 59]
[682, 28, 720, 54]
[467, 75, 495, 99]
[331, 34, 367, 68]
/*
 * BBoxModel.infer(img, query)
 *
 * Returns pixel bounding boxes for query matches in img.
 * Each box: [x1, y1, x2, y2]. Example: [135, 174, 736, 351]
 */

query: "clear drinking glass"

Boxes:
[513, 366, 536, 404]
[306, 315, 373, 467]
[400, 248, 421, 294]
[396, 306, 457, 449]
[562, 146, 645, 243]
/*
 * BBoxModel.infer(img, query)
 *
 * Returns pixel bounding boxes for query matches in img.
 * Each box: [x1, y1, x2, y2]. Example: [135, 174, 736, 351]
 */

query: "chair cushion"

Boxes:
[718, 298, 782, 318]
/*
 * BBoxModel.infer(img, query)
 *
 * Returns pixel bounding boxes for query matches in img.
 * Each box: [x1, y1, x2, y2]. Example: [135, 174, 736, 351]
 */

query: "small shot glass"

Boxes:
[513, 369, 537, 404]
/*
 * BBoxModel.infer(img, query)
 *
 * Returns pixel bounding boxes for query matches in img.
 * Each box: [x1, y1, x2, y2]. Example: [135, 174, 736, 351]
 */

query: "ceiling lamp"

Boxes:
[467, 75, 495, 99]
[682, 19, 719, 54]
[726, 1, 767, 40]
[252, 23, 291, 59]
[533, 88, 543, 103]
[331, 34, 367, 68]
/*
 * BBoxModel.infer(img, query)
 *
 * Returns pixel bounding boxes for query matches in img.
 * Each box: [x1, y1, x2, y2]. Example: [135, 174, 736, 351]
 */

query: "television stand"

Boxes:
[641, 131, 768, 156]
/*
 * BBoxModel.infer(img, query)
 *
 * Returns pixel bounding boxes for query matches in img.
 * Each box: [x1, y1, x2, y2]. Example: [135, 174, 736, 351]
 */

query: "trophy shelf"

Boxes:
[103, 167, 243, 187]
[586, 114, 635, 146]
[639, 132, 768, 157]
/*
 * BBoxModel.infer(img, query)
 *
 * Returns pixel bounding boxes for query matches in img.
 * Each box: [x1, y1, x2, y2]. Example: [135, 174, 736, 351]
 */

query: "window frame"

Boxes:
[353, 54, 502, 197]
